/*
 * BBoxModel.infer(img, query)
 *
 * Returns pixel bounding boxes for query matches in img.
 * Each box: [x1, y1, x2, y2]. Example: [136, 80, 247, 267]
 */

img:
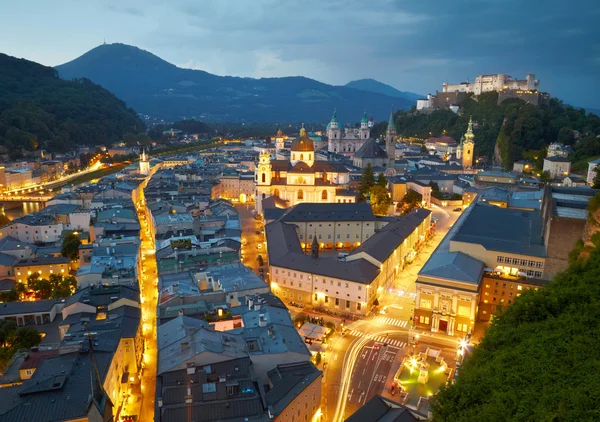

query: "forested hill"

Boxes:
[432, 191, 600, 421]
[0, 53, 144, 157]
[392, 92, 600, 168]
[55, 43, 411, 123]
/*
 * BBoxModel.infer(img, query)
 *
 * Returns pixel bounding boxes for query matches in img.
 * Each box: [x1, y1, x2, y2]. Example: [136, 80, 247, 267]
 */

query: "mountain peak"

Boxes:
[345, 78, 421, 101]
[57, 42, 176, 77]
[55, 43, 412, 122]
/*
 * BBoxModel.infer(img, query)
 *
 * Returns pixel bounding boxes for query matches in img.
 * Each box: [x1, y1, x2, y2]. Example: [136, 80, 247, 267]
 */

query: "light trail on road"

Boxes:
[332, 329, 407, 422]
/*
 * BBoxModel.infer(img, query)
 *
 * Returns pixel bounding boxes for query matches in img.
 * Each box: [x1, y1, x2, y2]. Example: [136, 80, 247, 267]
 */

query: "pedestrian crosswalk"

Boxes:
[373, 316, 409, 328]
[346, 330, 407, 348]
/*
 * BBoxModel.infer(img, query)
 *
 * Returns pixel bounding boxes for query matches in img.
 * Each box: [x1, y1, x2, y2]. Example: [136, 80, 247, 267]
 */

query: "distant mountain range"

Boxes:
[344, 79, 421, 102]
[56, 43, 414, 123]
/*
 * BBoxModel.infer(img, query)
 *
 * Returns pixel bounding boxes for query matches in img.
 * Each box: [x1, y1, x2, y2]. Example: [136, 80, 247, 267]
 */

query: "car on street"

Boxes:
[453, 207, 462, 212]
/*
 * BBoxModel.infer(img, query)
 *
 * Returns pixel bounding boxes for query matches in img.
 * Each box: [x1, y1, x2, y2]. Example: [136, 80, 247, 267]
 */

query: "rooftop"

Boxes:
[451, 203, 546, 257]
[279, 202, 376, 222]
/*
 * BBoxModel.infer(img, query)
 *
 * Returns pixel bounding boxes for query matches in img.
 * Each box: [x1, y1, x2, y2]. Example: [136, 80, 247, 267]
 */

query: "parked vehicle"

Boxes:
[453, 207, 462, 212]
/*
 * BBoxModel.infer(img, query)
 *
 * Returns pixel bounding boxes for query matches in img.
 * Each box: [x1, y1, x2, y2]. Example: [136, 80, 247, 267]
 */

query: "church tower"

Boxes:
[255, 150, 272, 214]
[139, 148, 150, 176]
[327, 109, 341, 152]
[275, 128, 285, 152]
[385, 107, 397, 167]
[462, 117, 475, 168]
[257, 150, 272, 186]
[359, 111, 370, 139]
[456, 135, 464, 160]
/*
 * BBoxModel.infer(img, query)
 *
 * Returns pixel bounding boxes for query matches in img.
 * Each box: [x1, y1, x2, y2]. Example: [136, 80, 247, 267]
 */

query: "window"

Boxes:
[300, 154, 304, 161]
[261, 173, 266, 183]
[314, 294, 317, 301]
[357, 303, 361, 311]
[346, 300, 350, 308]
[535, 262, 544, 268]
[298, 294, 302, 300]
[534, 271, 543, 278]
[322, 190, 328, 200]
[458, 306, 470, 317]
[335, 298, 339, 306]
[337, 282, 341, 287]
[419, 299, 432, 309]
[324, 296, 328, 303]
[358, 286, 361, 291]
[419, 315, 430, 324]
[298, 190, 304, 200]
[517, 285, 522, 291]
[497, 256, 505, 263]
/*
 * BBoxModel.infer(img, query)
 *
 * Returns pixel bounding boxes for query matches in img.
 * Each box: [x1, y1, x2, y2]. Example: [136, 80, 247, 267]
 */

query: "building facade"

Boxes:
[327, 110, 371, 156]
[255, 126, 352, 214]
[443, 74, 539, 95]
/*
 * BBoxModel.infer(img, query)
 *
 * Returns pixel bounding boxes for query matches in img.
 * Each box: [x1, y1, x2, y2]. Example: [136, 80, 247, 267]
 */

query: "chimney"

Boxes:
[248, 297, 254, 310]
[106, 246, 110, 255]
[180, 341, 190, 350]
[259, 313, 267, 327]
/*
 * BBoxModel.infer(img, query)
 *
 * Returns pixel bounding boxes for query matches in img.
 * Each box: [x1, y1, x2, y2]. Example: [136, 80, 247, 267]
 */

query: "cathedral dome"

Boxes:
[291, 125, 314, 151]
[291, 136, 314, 152]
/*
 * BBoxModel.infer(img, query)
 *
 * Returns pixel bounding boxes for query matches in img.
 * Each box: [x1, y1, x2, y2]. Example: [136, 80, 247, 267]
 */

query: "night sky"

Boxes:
[2, 0, 598, 109]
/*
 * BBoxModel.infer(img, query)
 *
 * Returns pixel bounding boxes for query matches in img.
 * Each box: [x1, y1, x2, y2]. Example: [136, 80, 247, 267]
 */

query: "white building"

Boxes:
[587, 158, 600, 185]
[543, 156, 571, 178]
[416, 94, 435, 110]
[443, 74, 539, 95]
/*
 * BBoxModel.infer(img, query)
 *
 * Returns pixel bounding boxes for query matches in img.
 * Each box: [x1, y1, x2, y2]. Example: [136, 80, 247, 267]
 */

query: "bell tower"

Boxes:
[255, 150, 272, 214]
[360, 111, 370, 139]
[139, 148, 150, 176]
[385, 107, 397, 167]
[257, 150, 272, 186]
[275, 128, 285, 152]
[462, 117, 475, 168]
[327, 109, 341, 152]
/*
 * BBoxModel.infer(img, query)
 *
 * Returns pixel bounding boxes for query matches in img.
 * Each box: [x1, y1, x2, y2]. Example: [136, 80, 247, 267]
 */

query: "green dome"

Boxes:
[330, 109, 338, 123]
[361, 111, 369, 124]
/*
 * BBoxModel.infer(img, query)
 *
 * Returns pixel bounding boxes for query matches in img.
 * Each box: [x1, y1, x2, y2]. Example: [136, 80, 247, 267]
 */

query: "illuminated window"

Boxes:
[517, 285, 522, 291]
[457, 306, 470, 317]
[419, 299, 432, 309]
[483, 300, 488, 304]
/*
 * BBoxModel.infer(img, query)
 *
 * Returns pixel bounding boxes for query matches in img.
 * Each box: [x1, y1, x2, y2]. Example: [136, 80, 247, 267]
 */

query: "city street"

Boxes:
[322, 205, 462, 421]
[123, 178, 159, 421]
[234, 203, 266, 276]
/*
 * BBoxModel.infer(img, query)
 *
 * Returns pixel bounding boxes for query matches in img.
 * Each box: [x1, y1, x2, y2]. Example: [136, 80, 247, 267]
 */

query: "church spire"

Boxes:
[387, 106, 397, 134]
[299, 123, 307, 137]
[311, 234, 319, 259]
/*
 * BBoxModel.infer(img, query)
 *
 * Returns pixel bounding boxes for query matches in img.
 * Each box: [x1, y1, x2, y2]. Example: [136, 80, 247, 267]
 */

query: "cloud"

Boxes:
[1, 0, 598, 107]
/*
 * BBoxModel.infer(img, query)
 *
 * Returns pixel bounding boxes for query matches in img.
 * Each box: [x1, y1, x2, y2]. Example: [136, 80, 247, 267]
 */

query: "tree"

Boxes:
[0, 320, 16, 347]
[431, 238, 600, 421]
[397, 189, 422, 215]
[539, 170, 552, 184]
[358, 164, 376, 199]
[593, 169, 600, 189]
[369, 185, 392, 215]
[557, 127, 575, 145]
[14, 328, 41, 349]
[61, 232, 81, 261]
[29, 277, 52, 300]
[376, 173, 387, 188]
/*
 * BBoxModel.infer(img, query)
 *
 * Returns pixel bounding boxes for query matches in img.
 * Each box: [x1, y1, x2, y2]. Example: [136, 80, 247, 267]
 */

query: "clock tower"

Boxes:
[256, 150, 272, 213]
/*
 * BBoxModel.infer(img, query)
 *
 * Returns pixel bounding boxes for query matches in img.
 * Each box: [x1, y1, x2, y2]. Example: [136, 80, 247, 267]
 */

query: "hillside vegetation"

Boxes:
[432, 193, 600, 421]
[0, 53, 144, 157]
[393, 92, 600, 168]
